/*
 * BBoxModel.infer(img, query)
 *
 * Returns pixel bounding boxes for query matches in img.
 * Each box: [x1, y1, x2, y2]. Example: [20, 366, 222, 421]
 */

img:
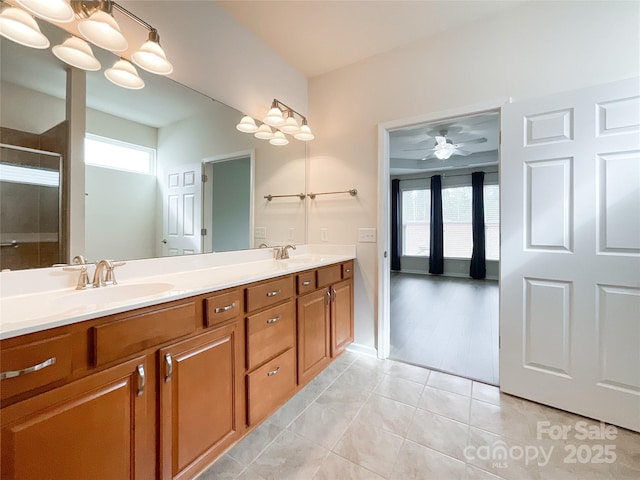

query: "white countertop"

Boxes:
[0, 245, 356, 340]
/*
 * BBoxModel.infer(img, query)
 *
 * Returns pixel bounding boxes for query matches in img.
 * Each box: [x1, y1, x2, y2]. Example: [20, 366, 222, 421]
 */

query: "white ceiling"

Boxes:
[216, 0, 527, 78]
[389, 112, 499, 176]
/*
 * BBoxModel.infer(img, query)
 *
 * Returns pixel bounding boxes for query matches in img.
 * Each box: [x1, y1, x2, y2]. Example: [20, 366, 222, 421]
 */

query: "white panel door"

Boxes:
[501, 77, 640, 432]
[161, 164, 202, 256]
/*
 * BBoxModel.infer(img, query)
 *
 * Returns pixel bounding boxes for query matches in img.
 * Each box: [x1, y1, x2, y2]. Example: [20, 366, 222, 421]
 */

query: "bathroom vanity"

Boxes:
[0, 248, 354, 479]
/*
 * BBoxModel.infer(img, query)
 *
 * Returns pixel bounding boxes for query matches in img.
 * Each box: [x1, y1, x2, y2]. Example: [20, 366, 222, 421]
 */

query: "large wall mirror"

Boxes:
[0, 22, 306, 271]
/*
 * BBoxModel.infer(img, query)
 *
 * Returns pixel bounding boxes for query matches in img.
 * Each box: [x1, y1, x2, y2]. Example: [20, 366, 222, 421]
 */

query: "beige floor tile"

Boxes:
[472, 382, 502, 406]
[196, 454, 244, 480]
[251, 430, 329, 480]
[354, 393, 416, 436]
[266, 392, 315, 429]
[470, 398, 548, 442]
[228, 421, 282, 466]
[235, 467, 267, 480]
[374, 374, 425, 406]
[406, 408, 469, 461]
[316, 378, 371, 417]
[418, 386, 471, 423]
[428, 370, 472, 396]
[313, 452, 384, 480]
[387, 361, 431, 384]
[333, 421, 404, 478]
[337, 362, 387, 392]
[393, 439, 468, 480]
[353, 355, 393, 372]
[465, 465, 506, 479]
[287, 402, 355, 449]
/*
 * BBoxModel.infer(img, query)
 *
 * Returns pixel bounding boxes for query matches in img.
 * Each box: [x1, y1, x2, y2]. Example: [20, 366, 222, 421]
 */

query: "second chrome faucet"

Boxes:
[65, 259, 126, 290]
[273, 244, 296, 260]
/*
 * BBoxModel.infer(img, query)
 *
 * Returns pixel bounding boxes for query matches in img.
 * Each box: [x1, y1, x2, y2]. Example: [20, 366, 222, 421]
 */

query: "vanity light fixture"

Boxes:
[52, 36, 101, 71]
[0, 0, 173, 87]
[104, 58, 144, 89]
[14, 0, 74, 23]
[0, 6, 49, 49]
[235, 98, 315, 145]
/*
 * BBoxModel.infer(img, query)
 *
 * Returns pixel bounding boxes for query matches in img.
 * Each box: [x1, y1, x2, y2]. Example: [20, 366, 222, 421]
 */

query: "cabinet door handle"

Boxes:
[266, 315, 281, 324]
[164, 353, 173, 383]
[302, 280, 311, 286]
[214, 302, 236, 314]
[0, 357, 56, 380]
[331, 288, 337, 302]
[266, 289, 281, 297]
[326, 290, 331, 305]
[345, 268, 351, 273]
[137, 364, 145, 396]
[267, 366, 280, 377]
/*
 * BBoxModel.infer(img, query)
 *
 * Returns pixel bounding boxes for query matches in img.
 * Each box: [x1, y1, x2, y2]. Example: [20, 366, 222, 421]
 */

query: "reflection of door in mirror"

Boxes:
[202, 153, 254, 253]
[161, 163, 203, 256]
[0, 145, 63, 270]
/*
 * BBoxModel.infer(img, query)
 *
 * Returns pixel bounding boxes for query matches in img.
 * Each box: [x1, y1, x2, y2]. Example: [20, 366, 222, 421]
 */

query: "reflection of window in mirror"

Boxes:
[84, 134, 158, 263]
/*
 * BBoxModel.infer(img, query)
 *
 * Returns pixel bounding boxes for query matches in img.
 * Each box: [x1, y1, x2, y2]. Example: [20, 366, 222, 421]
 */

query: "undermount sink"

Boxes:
[54, 282, 175, 309]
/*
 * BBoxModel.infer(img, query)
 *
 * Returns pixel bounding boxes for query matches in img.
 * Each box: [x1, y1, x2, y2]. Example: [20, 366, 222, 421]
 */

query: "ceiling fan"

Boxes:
[405, 130, 487, 160]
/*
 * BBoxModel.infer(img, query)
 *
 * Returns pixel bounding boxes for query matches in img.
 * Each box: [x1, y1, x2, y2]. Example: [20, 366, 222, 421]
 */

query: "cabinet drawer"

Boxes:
[92, 302, 197, 366]
[342, 261, 354, 279]
[0, 334, 73, 402]
[317, 264, 341, 288]
[245, 276, 293, 313]
[246, 301, 295, 370]
[297, 271, 316, 295]
[205, 289, 241, 328]
[246, 348, 296, 425]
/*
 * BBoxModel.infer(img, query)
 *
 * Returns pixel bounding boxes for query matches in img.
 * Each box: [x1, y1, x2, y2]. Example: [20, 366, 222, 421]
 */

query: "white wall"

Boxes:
[0, 82, 65, 134]
[86, 109, 157, 149]
[308, 1, 640, 351]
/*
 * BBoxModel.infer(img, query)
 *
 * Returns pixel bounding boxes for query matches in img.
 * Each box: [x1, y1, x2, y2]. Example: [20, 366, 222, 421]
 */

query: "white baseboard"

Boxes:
[346, 343, 378, 358]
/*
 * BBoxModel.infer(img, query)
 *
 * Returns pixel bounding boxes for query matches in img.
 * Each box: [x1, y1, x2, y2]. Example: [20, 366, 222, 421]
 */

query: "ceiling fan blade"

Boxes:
[456, 137, 487, 147]
[420, 152, 436, 160]
[403, 146, 436, 152]
[455, 149, 472, 156]
[434, 136, 447, 146]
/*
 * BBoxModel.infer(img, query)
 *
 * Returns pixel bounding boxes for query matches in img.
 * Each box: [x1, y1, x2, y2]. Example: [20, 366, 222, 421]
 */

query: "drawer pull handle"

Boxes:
[302, 280, 311, 286]
[266, 289, 281, 297]
[331, 287, 337, 302]
[214, 302, 236, 314]
[267, 366, 281, 377]
[266, 315, 281, 324]
[0, 356, 56, 380]
[137, 364, 146, 396]
[326, 290, 331, 305]
[345, 269, 351, 273]
[164, 353, 173, 383]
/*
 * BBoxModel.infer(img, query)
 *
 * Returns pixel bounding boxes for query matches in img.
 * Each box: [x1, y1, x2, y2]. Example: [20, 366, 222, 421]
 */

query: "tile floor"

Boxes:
[196, 352, 640, 480]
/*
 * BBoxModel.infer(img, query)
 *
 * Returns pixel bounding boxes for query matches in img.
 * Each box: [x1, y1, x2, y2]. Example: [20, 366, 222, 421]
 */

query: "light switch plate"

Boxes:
[358, 228, 377, 243]
[255, 227, 266, 239]
[320, 228, 328, 242]
[288, 228, 294, 240]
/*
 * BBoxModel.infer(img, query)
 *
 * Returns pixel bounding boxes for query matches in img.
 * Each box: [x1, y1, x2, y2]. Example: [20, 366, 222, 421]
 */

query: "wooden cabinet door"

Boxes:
[1, 356, 152, 480]
[297, 288, 331, 386]
[159, 323, 242, 480]
[331, 279, 354, 357]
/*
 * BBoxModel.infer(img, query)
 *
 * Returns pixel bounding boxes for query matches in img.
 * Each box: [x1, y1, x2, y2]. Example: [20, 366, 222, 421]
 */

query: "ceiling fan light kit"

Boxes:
[0, 0, 173, 90]
[237, 98, 315, 145]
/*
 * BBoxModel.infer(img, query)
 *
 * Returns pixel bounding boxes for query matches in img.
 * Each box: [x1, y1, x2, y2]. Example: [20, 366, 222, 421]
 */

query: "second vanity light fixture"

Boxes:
[0, 0, 173, 90]
[236, 99, 315, 146]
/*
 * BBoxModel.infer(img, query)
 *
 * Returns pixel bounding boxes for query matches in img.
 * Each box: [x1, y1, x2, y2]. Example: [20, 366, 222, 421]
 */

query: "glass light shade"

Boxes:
[53, 36, 101, 71]
[78, 10, 127, 52]
[269, 131, 289, 146]
[15, 0, 74, 23]
[434, 144, 455, 160]
[132, 39, 173, 75]
[104, 59, 144, 90]
[254, 124, 274, 140]
[294, 124, 314, 141]
[263, 107, 285, 126]
[0, 7, 49, 49]
[279, 116, 300, 135]
[236, 116, 259, 133]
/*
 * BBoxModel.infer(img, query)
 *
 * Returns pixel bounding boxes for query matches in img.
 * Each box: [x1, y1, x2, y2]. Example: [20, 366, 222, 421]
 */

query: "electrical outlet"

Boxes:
[288, 228, 295, 240]
[358, 228, 377, 243]
[320, 228, 328, 242]
[255, 227, 266, 239]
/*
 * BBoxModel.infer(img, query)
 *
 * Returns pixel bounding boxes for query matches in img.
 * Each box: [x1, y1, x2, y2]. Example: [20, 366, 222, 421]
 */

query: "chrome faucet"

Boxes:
[92, 259, 125, 288]
[280, 244, 296, 260]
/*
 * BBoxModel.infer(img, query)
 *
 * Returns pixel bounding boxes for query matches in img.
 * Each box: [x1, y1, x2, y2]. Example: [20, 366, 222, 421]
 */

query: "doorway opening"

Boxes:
[379, 107, 502, 386]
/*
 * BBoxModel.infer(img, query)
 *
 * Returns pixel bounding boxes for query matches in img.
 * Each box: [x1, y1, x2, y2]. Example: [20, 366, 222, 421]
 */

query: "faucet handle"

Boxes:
[272, 246, 282, 260]
[63, 265, 91, 290]
[105, 261, 126, 285]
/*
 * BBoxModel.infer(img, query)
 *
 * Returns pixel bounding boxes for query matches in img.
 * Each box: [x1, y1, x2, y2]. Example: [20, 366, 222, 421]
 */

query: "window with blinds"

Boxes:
[400, 183, 500, 260]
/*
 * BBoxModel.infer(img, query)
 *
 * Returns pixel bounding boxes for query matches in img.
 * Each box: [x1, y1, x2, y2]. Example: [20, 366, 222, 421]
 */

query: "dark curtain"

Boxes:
[429, 175, 444, 274]
[470, 171, 486, 279]
[391, 179, 402, 271]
